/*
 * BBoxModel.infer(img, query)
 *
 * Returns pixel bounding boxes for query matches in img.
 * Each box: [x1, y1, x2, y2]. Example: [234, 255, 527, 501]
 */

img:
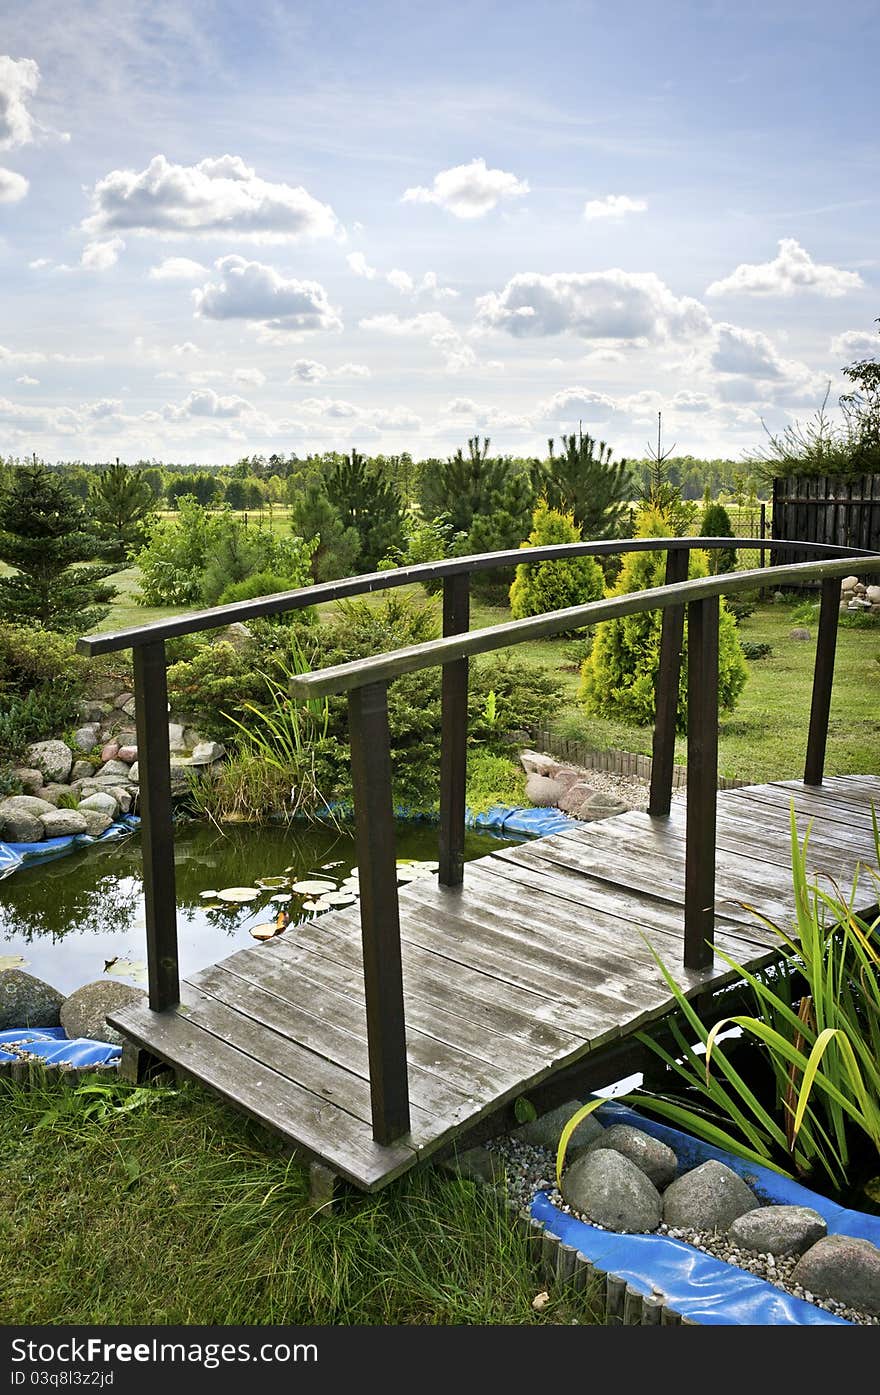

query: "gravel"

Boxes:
[485, 1134, 879, 1326]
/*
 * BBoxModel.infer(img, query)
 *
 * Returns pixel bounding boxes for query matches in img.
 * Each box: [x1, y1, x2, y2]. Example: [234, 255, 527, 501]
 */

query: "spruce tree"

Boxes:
[325, 449, 403, 571]
[291, 480, 361, 581]
[700, 501, 737, 575]
[534, 428, 632, 539]
[88, 460, 158, 562]
[0, 465, 118, 631]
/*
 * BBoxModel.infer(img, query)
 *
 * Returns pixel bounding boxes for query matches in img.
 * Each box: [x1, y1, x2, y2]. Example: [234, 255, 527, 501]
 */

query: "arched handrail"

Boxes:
[76, 536, 880, 1147]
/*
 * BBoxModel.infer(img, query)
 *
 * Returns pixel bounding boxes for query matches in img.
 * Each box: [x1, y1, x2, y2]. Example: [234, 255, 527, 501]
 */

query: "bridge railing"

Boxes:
[78, 538, 880, 1146]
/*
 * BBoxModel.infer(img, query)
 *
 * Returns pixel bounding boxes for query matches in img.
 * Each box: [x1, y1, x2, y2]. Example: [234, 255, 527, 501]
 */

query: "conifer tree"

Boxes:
[509, 500, 604, 623]
[325, 449, 403, 571]
[88, 460, 158, 562]
[534, 427, 632, 539]
[0, 465, 117, 631]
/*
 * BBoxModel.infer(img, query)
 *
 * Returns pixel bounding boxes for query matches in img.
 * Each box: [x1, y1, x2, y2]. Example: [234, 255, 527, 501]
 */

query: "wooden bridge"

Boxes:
[77, 538, 880, 1191]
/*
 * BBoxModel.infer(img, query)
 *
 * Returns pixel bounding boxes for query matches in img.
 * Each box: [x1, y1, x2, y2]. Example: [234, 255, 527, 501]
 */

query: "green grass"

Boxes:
[0, 1079, 603, 1327]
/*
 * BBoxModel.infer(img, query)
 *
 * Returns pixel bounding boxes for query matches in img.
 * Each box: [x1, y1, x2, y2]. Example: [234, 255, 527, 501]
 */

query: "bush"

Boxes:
[465, 751, 527, 813]
[579, 506, 748, 731]
[740, 641, 773, 660]
[0, 624, 89, 696]
[469, 654, 564, 745]
[508, 501, 604, 624]
[700, 501, 737, 574]
[136, 496, 214, 605]
[0, 687, 82, 760]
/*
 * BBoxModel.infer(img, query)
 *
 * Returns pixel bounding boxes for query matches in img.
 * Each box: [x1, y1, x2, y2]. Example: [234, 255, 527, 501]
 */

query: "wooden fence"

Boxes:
[772, 474, 880, 564]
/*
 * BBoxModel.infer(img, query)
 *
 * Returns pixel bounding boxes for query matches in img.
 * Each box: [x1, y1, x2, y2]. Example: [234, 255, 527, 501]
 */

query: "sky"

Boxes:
[0, 0, 877, 465]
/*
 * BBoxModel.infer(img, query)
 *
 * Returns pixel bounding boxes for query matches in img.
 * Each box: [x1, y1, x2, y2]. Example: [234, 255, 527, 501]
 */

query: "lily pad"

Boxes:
[0, 954, 27, 970]
[249, 923, 277, 941]
[291, 878, 337, 895]
[269, 893, 292, 904]
[105, 958, 148, 984]
[301, 899, 323, 913]
[199, 890, 219, 899]
[218, 887, 261, 903]
[321, 860, 344, 869]
[323, 892, 357, 907]
[256, 876, 289, 889]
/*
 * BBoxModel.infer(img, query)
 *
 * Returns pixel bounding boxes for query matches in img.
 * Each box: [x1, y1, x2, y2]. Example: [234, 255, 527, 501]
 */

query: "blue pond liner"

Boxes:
[466, 803, 577, 837]
[0, 814, 140, 879]
[532, 1099, 880, 1326]
[0, 1026, 121, 1068]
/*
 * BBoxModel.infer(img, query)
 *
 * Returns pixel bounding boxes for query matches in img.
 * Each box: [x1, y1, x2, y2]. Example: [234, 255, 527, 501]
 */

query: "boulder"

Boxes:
[117, 745, 138, 763]
[558, 781, 627, 821]
[70, 760, 95, 782]
[39, 808, 89, 837]
[73, 723, 101, 753]
[108, 786, 133, 813]
[867, 585, 880, 605]
[0, 969, 65, 1030]
[513, 1100, 605, 1152]
[11, 767, 43, 794]
[96, 759, 132, 778]
[60, 980, 146, 1046]
[440, 1146, 506, 1187]
[25, 740, 73, 784]
[78, 791, 119, 819]
[214, 621, 253, 651]
[167, 722, 187, 753]
[183, 727, 204, 751]
[0, 809, 43, 842]
[841, 576, 859, 592]
[728, 1205, 827, 1258]
[78, 699, 112, 723]
[128, 763, 139, 783]
[561, 1148, 662, 1233]
[525, 772, 564, 807]
[789, 628, 811, 641]
[0, 794, 56, 817]
[663, 1160, 760, 1233]
[100, 741, 120, 762]
[190, 741, 225, 766]
[790, 1234, 880, 1316]
[519, 749, 556, 777]
[39, 783, 73, 806]
[78, 809, 114, 837]
[583, 1124, 678, 1188]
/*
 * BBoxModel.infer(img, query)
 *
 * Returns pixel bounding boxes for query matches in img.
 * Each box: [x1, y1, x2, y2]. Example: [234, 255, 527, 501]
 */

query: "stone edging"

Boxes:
[527, 728, 745, 791]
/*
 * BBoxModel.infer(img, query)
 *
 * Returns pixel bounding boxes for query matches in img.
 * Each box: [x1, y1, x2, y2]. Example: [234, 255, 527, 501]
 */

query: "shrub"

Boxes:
[579, 506, 748, 731]
[465, 750, 527, 813]
[508, 501, 604, 624]
[740, 641, 773, 660]
[136, 496, 214, 605]
[0, 687, 82, 760]
[0, 624, 89, 696]
[700, 501, 737, 574]
[469, 654, 563, 745]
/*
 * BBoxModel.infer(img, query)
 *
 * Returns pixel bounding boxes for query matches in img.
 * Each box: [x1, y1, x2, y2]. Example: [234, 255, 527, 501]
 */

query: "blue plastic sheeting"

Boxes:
[0, 814, 140, 880]
[531, 1099, 880, 1326]
[0, 1026, 121, 1067]
[466, 804, 577, 837]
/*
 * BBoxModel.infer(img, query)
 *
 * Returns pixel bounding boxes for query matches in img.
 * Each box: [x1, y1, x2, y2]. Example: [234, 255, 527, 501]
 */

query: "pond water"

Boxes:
[0, 819, 519, 996]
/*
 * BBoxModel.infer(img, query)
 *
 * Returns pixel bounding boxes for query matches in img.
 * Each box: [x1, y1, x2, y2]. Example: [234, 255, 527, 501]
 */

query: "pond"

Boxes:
[0, 819, 520, 996]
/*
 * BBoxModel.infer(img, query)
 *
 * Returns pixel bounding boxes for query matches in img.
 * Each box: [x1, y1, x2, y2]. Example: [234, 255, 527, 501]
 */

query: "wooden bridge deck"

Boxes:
[108, 776, 880, 1190]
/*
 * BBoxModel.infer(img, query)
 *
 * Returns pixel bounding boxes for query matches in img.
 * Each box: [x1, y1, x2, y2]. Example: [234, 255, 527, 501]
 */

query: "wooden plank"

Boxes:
[106, 1001, 417, 1190]
[724, 782, 877, 825]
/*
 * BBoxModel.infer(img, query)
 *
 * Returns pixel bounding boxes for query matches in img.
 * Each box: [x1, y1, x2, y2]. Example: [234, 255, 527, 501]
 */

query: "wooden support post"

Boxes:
[348, 681, 411, 1145]
[439, 573, 470, 887]
[308, 1163, 337, 1212]
[684, 595, 719, 971]
[132, 640, 179, 1012]
[804, 577, 842, 786]
[649, 546, 689, 816]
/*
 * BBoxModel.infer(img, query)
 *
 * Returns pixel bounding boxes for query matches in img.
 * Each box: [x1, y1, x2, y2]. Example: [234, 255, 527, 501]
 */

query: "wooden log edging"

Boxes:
[0, 1060, 120, 1090]
[527, 729, 745, 792]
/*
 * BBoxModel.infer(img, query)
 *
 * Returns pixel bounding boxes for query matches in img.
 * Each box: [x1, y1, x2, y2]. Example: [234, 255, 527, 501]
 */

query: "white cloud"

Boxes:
[83, 154, 340, 242]
[670, 390, 714, 412]
[700, 322, 825, 404]
[347, 251, 377, 279]
[164, 388, 254, 421]
[0, 343, 44, 364]
[476, 270, 712, 342]
[300, 396, 358, 419]
[0, 55, 39, 151]
[583, 194, 647, 221]
[233, 367, 266, 387]
[194, 255, 342, 333]
[172, 341, 200, 356]
[289, 358, 327, 383]
[149, 256, 209, 281]
[0, 166, 27, 202]
[15, 374, 38, 385]
[384, 267, 457, 299]
[706, 238, 863, 298]
[831, 328, 878, 362]
[536, 386, 618, 420]
[336, 361, 371, 378]
[80, 236, 124, 270]
[403, 157, 529, 219]
[386, 267, 414, 293]
[28, 257, 51, 269]
[359, 311, 453, 337]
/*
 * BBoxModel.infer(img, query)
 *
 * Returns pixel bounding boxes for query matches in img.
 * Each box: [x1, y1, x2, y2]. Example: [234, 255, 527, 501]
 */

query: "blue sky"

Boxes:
[0, 0, 877, 464]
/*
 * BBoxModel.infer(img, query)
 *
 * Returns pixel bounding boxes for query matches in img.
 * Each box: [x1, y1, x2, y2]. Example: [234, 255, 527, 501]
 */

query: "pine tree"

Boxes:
[534, 427, 632, 539]
[88, 460, 158, 562]
[0, 465, 118, 631]
[325, 449, 403, 571]
[509, 500, 604, 623]
[291, 480, 361, 581]
[579, 505, 747, 732]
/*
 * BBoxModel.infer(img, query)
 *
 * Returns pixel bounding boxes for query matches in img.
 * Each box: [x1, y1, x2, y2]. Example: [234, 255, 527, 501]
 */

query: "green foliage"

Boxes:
[165, 471, 224, 508]
[325, 449, 404, 571]
[465, 750, 527, 813]
[534, 428, 632, 540]
[166, 639, 267, 742]
[0, 623, 89, 694]
[199, 516, 314, 607]
[700, 502, 737, 574]
[579, 506, 747, 731]
[0, 465, 117, 631]
[136, 496, 214, 604]
[379, 511, 463, 593]
[469, 654, 564, 745]
[290, 480, 360, 582]
[508, 500, 604, 625]
[88, 463, 158, 563]
[740, 640, 773, 660]
[0, 687, 82, 760]
[216, 571, 306, 610]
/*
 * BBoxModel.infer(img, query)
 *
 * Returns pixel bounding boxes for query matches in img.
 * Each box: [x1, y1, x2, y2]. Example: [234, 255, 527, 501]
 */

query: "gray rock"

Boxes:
[840, 575, 859, 592]
[167, 722, 187, 753]
[73, 723, 101, 753]
[60, 980, 146, 1046]
[117, 745, 137, 763]
[39, 783, 73, 806]
[78, 791, 119, 819]
[182, 727, 204, 751]
[78, 699, 112, 722]
[728, 1205, 827, 1258]
[128, 762, 139, 783]
[11, 767, 43, 793]
[440, 1146, 506, 1187]
[790, 1234, 880, 1316]
[168, 758, 195, 791]
[525, 772, 564, 807]
[190, 740, 225, 765]
[214, 621, 253, 651]
[120, 696, 137, 718]
[558, 781, 627, 821]
[584, 1124, 678, 1188]
[513, 1099, 605, 1151]
[39, 808, 89, 837]
[789, 627, 811, 641]
[78, 809, 114, 837]
[0, 809, 43, 841]
[70, 760, 95, 782]
[108, 786, 132, 813]
[96, 759, 132, 778]
[867, 584, 880, 605]
[663, 1160, 760, 1233]
[561, 1148, 662, 1233]
[25, 740, 74, 784]
[0, 794, 56, 817]
[114, 692, 134, 710]
[0, 969, 65, 1030]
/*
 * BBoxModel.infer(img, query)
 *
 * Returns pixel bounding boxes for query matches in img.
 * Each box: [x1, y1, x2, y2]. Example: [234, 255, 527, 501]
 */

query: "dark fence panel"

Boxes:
[772, 474, 880, 567]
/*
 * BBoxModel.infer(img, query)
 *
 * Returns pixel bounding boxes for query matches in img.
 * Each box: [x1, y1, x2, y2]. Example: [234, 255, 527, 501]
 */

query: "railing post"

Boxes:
[804, 576, 842, 786]
[649, 545, 689, 816]
[348, 681, 411, 1144]
[684, 596, 719, 971]
[132, 640, 180, 1011]
[439, 573, 470, 887]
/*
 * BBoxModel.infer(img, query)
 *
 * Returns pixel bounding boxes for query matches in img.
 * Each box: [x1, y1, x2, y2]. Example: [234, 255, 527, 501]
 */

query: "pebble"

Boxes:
[485, 1134, 878, 1326]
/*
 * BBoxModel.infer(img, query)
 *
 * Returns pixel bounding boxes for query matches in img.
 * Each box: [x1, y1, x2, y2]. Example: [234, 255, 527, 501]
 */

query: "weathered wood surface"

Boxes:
[108, 777, 880, 1192]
